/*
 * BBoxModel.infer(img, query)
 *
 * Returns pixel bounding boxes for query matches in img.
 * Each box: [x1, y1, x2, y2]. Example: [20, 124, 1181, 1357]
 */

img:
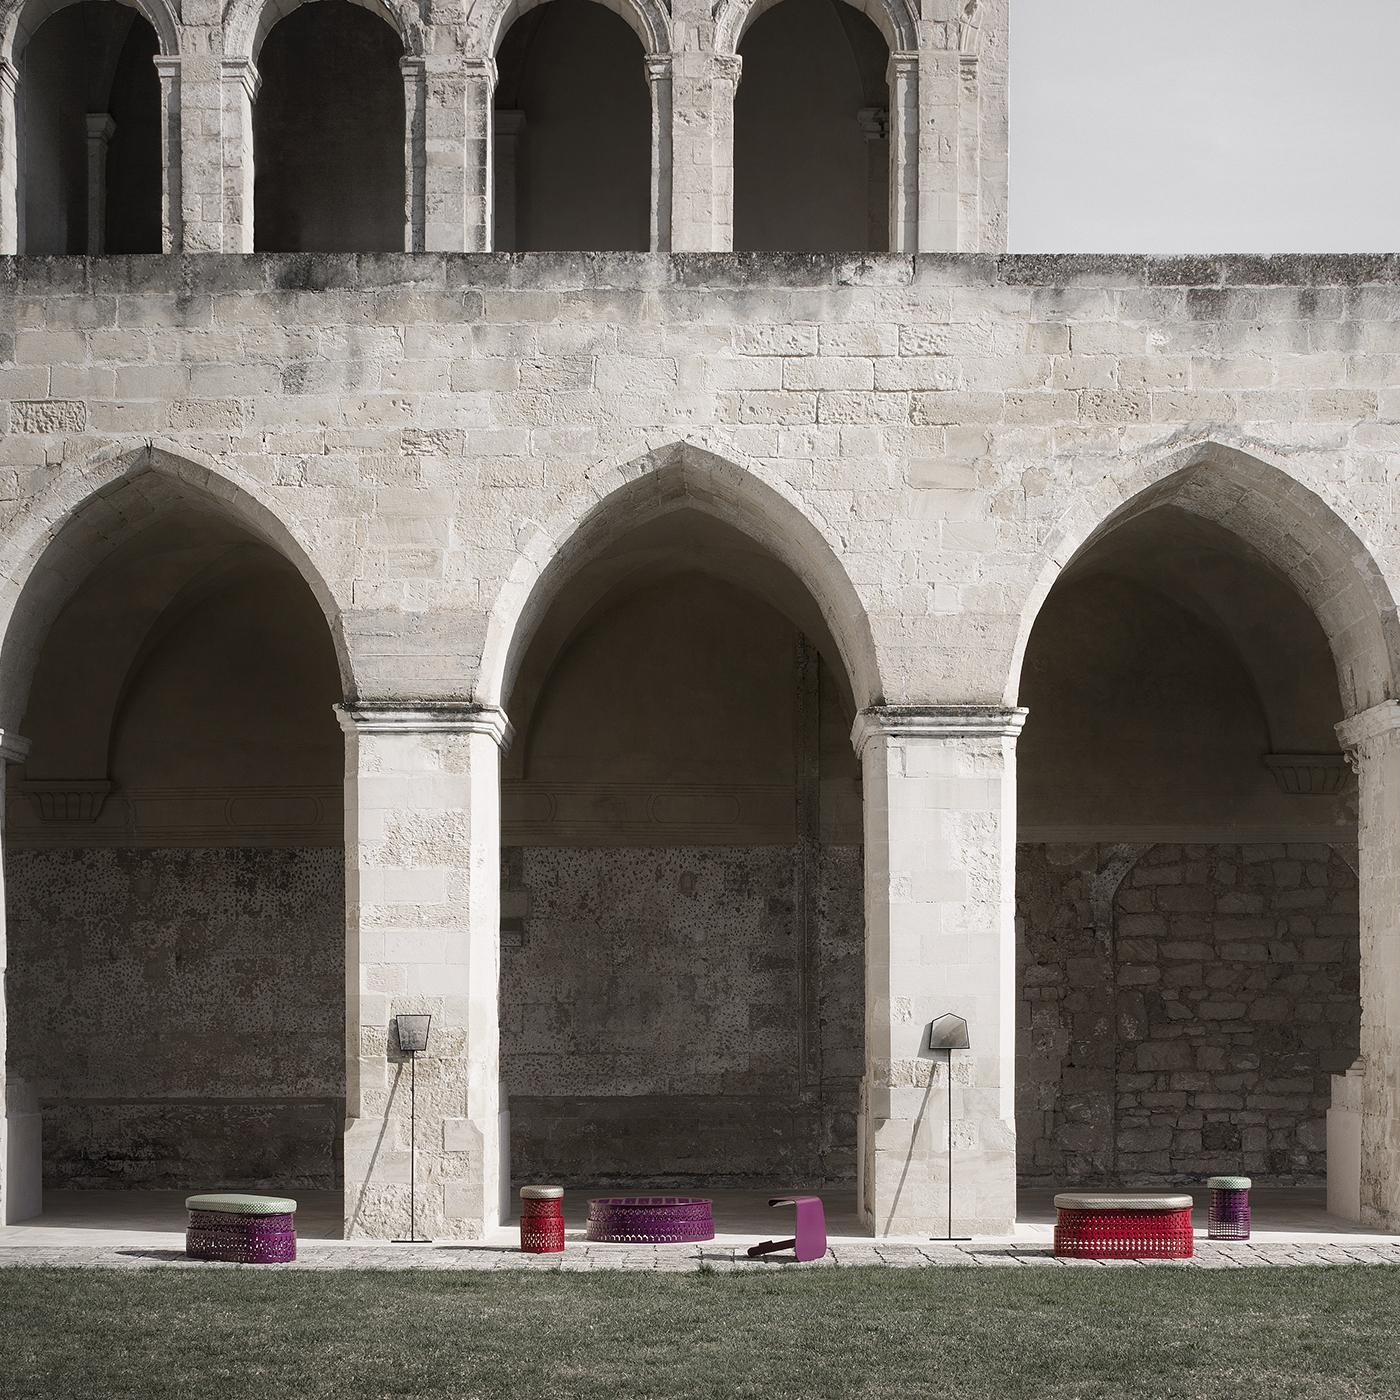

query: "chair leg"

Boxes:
[746, 1236, 797, 1258]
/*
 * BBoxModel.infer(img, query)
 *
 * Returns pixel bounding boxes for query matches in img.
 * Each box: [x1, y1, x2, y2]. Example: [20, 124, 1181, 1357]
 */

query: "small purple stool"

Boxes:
[1207, 1176, 1251, 1241]
[747, 1195, 827, 1263]
[585, 1196, 715, 1244]
[186, 1194, 297, 1263]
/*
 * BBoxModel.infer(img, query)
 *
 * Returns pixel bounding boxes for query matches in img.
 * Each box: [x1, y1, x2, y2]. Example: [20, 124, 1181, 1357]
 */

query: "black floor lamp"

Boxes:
[926, 1012, 971, 1242]
[393, 1013, 432, 1245]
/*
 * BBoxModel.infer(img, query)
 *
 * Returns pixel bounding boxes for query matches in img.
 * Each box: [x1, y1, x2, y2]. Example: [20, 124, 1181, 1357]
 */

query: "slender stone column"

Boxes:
[0, 60, 18, 254]
[669, 50, 739, 251]
[887, 53, 918, 254]
[1336, 699, 1400, 1231]
[857, 105, 889, 253]
[414, 55, 495, 253]
[491, 110, 524, 251]
[84, 114, 116, 254]
[646, 54, 673, 252]
[220, 58, 259, 253]
[153, 56, 183, 252]
[852, 705, 1025, 1237]
[0, 729, 36, 1225]
[337, 702, 510, 1241]
[401, 58, 427, 251]
[913, 44, 957, 252]
[461, 58, 495, 252]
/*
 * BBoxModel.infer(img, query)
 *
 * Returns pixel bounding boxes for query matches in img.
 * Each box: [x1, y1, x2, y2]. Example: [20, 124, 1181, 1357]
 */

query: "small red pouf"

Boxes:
[1052, 1193, 1194, 1260]
[520, 1185, 565, 1253]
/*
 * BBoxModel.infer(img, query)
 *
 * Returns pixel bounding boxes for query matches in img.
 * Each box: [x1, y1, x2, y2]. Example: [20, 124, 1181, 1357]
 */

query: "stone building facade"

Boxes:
[0, 0, 1396, 1243]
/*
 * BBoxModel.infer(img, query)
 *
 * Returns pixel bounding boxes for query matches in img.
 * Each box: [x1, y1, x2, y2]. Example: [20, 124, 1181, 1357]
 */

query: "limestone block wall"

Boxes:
[1017, 843, 1360, 1187]
[501, 843, 863, 1185]
[7, 846, 344, 1188]
[1, 251, 1400, 1234]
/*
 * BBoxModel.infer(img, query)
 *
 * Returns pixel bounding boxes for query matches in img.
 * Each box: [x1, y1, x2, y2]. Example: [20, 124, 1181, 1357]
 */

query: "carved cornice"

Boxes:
[219, 57, 261, 102]
[21, 780, 112, 824]
[0, 728, 30, 764]
[1336, 699, 1400, 757]
[851, 705, 1027, 757]
[1262, 753, 1351, 796]
[336, 702, 514, 751]
[857, 106, 889, 142]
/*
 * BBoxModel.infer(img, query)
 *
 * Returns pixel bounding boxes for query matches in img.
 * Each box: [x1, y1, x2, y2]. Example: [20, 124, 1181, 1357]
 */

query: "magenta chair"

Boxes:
[747, 1196, 827, 1263]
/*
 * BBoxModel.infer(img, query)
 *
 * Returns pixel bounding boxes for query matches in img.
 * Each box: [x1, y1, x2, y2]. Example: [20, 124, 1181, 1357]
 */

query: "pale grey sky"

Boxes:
[1011, 0, 1400, 252]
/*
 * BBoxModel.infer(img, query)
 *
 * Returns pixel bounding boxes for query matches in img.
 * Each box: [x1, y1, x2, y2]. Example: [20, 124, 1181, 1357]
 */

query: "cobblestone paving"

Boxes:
[3, 1240, 1400, 1271]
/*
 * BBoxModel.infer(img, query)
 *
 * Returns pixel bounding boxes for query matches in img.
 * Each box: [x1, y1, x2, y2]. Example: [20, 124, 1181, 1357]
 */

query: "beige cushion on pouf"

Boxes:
[1053, 1193, 1193, 1211]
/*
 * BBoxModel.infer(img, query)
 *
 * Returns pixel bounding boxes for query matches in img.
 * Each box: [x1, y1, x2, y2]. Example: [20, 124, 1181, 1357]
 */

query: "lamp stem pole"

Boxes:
[408, 1052, 417, 1248]
[947, 1052, 953, 1240]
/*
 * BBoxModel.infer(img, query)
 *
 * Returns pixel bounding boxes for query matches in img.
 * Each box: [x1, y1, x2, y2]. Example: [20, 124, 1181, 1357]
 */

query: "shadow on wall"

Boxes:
[254, 0, 406, 253]
[493, 0, 651, 253]
[500, 553, 866, 1188]
[5, 507, 347, 1191]
[18, 2, 162, 254]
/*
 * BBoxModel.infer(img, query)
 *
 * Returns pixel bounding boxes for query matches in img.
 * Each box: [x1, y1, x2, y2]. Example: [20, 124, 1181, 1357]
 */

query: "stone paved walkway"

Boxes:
[4, 1239, 1400, 1271]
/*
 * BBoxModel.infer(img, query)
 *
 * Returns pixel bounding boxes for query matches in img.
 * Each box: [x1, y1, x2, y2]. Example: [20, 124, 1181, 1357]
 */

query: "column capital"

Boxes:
[1336, 699, 1400, 754]
[0, 57, 17, 98]
[851, 704, 1026, 758]
[713, 53, 742, 86]
[335, 701, 513, 751]
[0, 728, 30, 764]
[857, 105, 889, 142]
[86, 113, 117, 143]
[888, 51, 919, 80]
[645, 52, 674, 83]
[220, 57, 261, 102]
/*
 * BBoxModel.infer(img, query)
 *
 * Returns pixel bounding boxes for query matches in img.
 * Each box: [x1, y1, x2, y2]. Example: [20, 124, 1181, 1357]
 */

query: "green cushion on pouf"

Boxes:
[186, 1194, 297, 1215]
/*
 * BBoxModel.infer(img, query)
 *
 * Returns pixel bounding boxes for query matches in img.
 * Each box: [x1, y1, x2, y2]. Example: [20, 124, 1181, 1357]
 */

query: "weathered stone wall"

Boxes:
[7, 846, 345, 1189]
[502, 843, 862, 1185]
[1017, 843, 1360, 1186]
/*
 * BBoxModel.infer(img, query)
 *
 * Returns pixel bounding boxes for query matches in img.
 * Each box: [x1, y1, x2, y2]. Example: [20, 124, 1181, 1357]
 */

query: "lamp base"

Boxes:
[929, 1236, 971, 1243]
[391, 1236, 434, 1244]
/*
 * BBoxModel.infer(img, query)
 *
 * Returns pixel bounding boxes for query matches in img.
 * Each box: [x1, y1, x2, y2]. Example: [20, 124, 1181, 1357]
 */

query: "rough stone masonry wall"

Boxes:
[501, 844, 864, 1186]
[7, 847, 344, 1189]
[1018, 843, 1360, 1187]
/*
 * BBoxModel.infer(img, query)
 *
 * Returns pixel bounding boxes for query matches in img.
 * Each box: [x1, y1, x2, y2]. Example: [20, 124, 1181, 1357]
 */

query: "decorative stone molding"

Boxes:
[21, 780, 112, 824]
[850, 704, 1027, 757]
[1336, 699, 1400, 758]
[0, 728, 29, 764]
[335, 701, 514, 751]
[1263, 753, 1352, 795]
[220, 57, 261, 103]
[857, 106, 889, 142]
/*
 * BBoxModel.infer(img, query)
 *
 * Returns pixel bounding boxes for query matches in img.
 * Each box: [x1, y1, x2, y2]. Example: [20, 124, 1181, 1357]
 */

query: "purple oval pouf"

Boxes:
[585, 1196, 715, 1244]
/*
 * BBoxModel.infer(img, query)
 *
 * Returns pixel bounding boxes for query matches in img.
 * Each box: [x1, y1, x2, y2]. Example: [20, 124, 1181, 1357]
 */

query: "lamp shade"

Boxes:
[926, 1012, 970, 1052]
[395, 1014, 432, 1054]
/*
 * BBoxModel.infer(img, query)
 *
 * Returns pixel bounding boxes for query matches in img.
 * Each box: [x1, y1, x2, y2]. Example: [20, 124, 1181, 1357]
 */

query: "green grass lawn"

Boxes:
[2, 1265, 1398, 1399]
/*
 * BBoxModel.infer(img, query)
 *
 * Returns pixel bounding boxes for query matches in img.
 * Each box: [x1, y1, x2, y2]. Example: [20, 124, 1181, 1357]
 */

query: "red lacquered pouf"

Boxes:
[1053, 1193, 1194, 1260]
[520, 1185, 565, 1253]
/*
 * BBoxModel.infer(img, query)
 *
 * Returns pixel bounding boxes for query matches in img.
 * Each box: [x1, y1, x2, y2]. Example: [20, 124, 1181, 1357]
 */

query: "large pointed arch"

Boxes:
[479, 441, 883, 714]
[1008, 442, 1400, 721]
[0, 445, 355, 730]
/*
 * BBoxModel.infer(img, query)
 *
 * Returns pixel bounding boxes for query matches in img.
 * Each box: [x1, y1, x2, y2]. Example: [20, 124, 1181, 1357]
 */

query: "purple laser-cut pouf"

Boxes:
[585, 1196, 715, 1244]
[1206, 1176, 1251, 1241]
[186, 1194, 298, 1263]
